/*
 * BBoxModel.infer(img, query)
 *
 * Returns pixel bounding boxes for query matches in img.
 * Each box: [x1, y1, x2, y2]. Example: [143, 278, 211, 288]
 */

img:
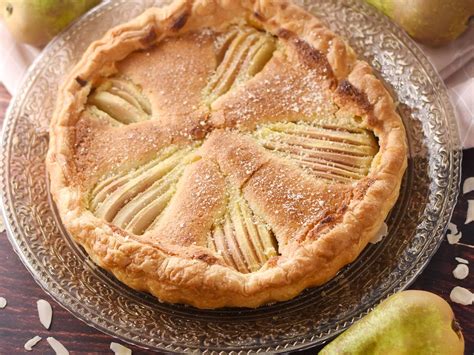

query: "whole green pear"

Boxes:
[366, 0, 474, 46]
[0, 0, 101, 47]
[320, 290, 464, 355]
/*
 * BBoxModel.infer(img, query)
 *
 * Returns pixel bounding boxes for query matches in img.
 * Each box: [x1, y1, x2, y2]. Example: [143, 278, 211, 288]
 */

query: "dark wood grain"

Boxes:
[0, 83, 472, 354]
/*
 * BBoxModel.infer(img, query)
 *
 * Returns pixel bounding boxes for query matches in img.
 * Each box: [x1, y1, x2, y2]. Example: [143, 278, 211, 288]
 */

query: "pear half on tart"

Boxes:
[47, 0, 407, 309]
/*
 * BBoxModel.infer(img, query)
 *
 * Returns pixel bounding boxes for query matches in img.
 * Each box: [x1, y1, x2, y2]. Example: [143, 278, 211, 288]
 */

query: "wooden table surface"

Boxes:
[0, 83, 472, 354]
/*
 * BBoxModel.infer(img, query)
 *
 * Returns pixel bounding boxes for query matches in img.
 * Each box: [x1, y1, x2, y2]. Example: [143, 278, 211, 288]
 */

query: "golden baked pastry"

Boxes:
[47, 0, 407, 308]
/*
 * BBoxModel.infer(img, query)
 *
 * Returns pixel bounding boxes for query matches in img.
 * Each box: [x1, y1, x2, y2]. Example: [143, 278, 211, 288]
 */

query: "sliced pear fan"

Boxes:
[87, 76, 152, 125]
[208, 192, 278, 273]
[205, 26, 276, 104]
[255, 121, 378, 184]
[90, 147, 195, 235]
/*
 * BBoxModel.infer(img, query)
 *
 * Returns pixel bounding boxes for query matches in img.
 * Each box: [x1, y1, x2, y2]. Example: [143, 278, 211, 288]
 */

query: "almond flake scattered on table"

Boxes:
[452, 264, 469, 280]
[449, 286, 474, 306]
[47, 337, 69, 355]
[369, 222, 388, 244]
[447, 222, 458, 235]
[447, 231, 462, 245]
[24, 336, 42, 351]
[37, 299, 52, 329]
[455, 257, 469, 264]
[446, 223, 474, 248]
[463, 177, 474, 194]
[110, 342, 133, 355]
[466, 200, 474, 224]
[0, 296, 7, 308]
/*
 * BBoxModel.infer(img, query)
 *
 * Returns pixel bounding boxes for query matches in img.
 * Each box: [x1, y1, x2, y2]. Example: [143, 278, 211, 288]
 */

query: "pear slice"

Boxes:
[86, 76, 152, 125]
[255, 121, 378, 183]
[91, 147, 191, 223]
[84, 105, 124, 127]
[88, 91, 148, 124]
[205, 26, 276, 104]
[107, 78, 152, 114]
[209, 191, 278, 273]
[112, 167, 183, 234]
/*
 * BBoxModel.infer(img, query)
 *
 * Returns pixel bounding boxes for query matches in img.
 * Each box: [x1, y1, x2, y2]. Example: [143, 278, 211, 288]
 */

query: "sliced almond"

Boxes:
[37, 299, 52, 329]
[453, 264, 469, 280]
[447, 232, 462, 245]
[449, 286, 474, 305]
[447, 222, 458, 235]
[110, 342, 132, 355]
[47, 337, 69, 355]
[463, 177, 474, 194]
[455, 257, 469, 264]
[24, 336, 42, 351]
[0, 296, 7, 309]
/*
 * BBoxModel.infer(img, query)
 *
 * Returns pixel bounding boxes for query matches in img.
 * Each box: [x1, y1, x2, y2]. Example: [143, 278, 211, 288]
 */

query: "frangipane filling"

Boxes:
[83, 24, 379, 274]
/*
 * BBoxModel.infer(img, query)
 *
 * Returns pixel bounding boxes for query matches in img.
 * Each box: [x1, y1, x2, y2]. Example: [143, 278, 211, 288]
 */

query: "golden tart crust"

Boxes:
[47, 0, 407, 308]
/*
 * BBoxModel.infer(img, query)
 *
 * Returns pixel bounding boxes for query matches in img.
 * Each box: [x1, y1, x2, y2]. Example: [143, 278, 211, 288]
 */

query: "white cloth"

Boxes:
[0, 22, 40, 96]
[0, 20, 473, 147]
[420, 26, 474, 148]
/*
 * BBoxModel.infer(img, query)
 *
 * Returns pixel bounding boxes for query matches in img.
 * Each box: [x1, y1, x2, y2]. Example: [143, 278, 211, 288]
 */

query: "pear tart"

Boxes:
[47, 0, 407, 308]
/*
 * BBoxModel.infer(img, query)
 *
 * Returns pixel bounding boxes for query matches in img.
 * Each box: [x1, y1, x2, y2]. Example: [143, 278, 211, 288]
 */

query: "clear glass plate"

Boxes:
[0, 0, 461, 353]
